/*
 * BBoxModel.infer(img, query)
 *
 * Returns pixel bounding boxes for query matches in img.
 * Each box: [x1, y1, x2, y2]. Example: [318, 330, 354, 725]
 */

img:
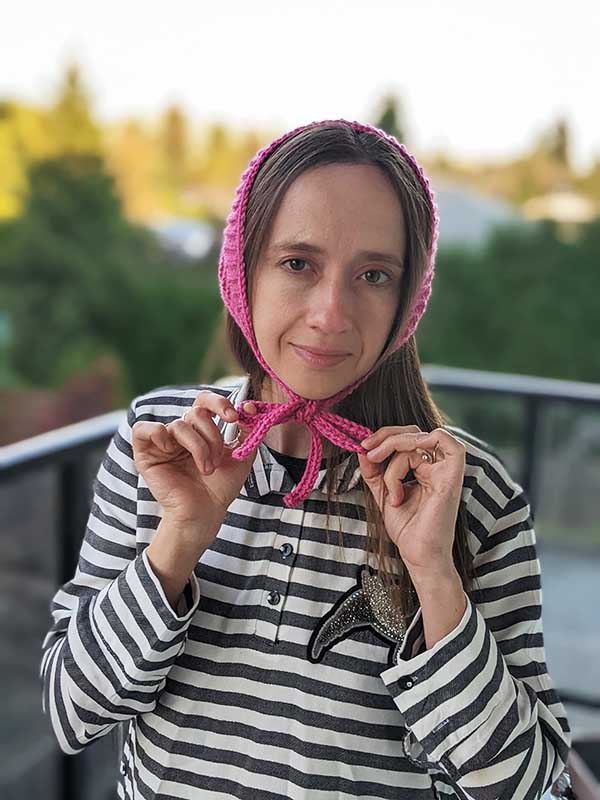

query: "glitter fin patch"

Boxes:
[307, 564, 409, 667]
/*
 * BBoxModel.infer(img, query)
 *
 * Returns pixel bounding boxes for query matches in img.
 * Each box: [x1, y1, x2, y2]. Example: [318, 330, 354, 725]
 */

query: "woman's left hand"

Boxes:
[357, 426, 466, 581]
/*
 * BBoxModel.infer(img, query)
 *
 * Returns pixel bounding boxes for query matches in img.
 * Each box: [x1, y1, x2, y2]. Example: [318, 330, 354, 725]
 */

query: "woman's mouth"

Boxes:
[292, 344, 349, 368]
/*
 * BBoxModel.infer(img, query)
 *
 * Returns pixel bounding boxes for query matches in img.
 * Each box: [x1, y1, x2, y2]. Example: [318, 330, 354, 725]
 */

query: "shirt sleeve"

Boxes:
[39, 397, 202, 755]
[379, 484, 572, 800]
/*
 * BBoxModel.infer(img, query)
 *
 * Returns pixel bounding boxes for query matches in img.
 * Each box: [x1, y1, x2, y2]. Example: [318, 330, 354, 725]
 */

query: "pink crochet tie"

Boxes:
[218, 118, 439, 508]
[233, 396, 373, 508]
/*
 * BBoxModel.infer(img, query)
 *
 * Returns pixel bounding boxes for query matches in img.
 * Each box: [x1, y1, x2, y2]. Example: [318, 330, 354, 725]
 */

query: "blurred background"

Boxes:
[1, 1, 599, 797]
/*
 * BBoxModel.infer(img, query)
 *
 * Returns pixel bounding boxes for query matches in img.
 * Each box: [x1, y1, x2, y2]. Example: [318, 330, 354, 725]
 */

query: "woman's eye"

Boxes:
[362, 269, 392, 286]
[280, 259, 392, 287]
[281, 258, 308, 272]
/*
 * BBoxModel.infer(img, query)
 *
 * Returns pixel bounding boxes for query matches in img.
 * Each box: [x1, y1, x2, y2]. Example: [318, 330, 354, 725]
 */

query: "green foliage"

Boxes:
[417, 218, 600, 383]
[0, 153, 221, 405]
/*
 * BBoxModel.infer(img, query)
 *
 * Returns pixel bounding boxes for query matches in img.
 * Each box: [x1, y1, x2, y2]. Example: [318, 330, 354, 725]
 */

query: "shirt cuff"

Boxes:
[380, 589, 473, 761]
[141, 547, 201, 626]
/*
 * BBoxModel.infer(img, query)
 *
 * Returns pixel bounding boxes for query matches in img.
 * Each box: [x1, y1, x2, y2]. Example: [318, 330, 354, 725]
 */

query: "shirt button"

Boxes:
[280, 543, 293, 559]
[267, 590, 281, 605]
[399, 676, 416, 690]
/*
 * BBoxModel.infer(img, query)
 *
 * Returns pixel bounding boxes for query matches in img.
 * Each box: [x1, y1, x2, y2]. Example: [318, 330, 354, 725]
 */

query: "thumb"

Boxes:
[231, 402, 260, 460]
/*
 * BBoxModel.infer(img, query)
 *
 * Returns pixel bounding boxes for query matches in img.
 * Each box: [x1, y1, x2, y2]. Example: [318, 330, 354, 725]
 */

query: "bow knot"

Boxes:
[296, 400, 319, 426]
[231, 396, 374, 508]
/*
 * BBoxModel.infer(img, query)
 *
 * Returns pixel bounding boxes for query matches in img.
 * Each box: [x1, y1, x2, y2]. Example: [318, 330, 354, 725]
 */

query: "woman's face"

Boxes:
[250, 162, 407, 402]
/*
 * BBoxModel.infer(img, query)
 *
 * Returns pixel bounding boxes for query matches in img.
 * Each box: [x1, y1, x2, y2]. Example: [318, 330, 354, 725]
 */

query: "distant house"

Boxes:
[430, 176, 526, 249]
[148, 217, 216, 261]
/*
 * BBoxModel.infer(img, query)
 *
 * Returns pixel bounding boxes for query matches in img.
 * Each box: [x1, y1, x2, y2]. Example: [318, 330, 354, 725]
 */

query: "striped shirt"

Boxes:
[40, 376, 571, 799]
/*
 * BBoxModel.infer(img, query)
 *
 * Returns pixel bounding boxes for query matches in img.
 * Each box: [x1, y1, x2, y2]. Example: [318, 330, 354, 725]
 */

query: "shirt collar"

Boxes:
[219, 375, 363, 500]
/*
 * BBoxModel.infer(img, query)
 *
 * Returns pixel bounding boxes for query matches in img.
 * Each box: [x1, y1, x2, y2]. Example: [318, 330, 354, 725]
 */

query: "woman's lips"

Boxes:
[292, 344, 348, 368]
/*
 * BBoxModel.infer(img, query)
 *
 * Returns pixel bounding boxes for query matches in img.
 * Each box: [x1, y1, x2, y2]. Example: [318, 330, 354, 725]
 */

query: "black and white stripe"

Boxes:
[40, 377, 571, 799]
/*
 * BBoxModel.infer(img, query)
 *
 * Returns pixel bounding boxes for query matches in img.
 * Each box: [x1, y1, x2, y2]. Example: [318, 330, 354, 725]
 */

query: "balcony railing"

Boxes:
[1, 365, 599, 799]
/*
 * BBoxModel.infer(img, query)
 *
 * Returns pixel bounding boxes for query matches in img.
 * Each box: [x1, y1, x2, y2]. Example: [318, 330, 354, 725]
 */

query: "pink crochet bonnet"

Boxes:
[218, 118, 439, 507]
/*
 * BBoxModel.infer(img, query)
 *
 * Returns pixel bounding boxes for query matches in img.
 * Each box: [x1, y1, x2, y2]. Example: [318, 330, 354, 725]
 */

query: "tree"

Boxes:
[0, 152, 221, 399]
[160, 104, 188, 186]
[48, 61, 103, 157]
[374, 94, 409, 145]
[541, 115, 571, 169]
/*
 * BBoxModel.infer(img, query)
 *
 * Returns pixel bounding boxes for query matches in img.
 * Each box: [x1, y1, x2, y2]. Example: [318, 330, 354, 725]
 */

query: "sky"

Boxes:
[1, 0, 599, 174]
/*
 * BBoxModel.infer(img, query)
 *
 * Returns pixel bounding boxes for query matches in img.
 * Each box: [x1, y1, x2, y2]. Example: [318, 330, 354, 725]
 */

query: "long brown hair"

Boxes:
[216, 123, 476, 618]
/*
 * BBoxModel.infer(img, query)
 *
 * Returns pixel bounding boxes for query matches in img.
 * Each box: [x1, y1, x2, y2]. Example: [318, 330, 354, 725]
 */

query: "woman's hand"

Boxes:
[357, 426, 466, 582]
[132, 391, 259, 529]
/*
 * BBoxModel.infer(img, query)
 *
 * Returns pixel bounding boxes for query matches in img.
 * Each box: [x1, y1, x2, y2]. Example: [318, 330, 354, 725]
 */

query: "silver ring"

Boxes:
[419, 442, 439, 464]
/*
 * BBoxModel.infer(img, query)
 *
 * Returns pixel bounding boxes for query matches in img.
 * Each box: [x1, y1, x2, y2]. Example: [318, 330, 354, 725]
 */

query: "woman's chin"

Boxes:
[284, 374, 349, 401]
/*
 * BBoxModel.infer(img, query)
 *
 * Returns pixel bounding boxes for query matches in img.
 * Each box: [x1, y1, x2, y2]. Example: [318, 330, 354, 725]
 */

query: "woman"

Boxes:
[40, 119, 573, 799]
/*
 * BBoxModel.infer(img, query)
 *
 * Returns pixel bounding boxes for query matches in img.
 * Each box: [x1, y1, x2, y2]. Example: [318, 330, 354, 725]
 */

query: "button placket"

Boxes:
[257, 505, 305, 644]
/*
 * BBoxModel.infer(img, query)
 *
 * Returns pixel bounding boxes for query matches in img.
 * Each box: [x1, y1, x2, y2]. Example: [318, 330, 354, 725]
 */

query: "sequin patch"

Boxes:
[307, 564, 408, 665]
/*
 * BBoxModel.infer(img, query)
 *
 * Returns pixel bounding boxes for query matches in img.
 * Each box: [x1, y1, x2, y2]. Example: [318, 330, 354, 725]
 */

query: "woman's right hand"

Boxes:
[131, 390, 259, 528]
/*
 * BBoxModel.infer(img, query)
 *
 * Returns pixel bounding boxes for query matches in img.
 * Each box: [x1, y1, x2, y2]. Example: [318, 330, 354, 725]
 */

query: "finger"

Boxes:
[164, 418, 215, 474]
[229, 402, 258, 436]
[361, 425, 422, 448]
[357, 450, 382, 482]
[365, 431, 432, 461]
[185, 391, 245, 467]
[357, 452, 386, 509]
[236, 401, 257, 425]
[191, 388, 239, 422]
[186, 389, 239, 464]
[382, 453, 423, 504]
[133, 420, 182, 456]
[181, 411, 224, 467]
[389, 478, 405, 507]
[414, 445, 444, 465]
[411, 429, 465, 461]
[223, 402, 259, 458]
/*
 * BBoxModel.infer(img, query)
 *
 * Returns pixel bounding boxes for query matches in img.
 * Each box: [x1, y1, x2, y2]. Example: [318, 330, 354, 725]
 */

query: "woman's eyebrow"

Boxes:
[269, 240, 404, 269]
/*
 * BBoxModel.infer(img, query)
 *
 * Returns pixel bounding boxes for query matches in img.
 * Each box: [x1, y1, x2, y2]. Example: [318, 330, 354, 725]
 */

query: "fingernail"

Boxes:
[224, 408, 236, 419]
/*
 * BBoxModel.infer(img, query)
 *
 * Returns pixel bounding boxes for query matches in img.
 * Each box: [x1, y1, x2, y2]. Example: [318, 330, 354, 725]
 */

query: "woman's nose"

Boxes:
[307, 280, 353, 332]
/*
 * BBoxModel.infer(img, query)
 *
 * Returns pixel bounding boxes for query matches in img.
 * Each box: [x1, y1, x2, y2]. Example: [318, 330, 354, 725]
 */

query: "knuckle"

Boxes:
[185, 407, 200, 423]
[192, 389, 213, 410]
[192, 389, 211, 408]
